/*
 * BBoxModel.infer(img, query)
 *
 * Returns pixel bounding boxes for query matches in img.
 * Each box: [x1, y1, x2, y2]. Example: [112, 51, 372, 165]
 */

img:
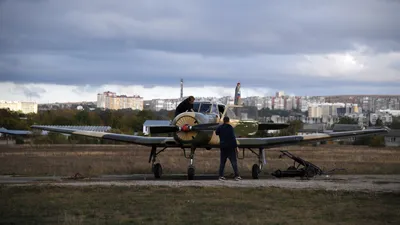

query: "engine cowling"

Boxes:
[172, 112, 218, 145]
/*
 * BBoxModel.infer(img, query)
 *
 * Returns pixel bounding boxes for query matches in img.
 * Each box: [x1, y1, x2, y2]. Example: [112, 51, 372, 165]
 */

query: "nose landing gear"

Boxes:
[183, 146, 196, 180]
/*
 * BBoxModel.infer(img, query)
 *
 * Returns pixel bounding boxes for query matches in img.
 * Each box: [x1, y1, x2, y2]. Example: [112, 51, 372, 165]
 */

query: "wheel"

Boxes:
[187, 166, 195, 180]
[252, 164, 260, 179]
[153, 163, 162, 179]
[305, 167, 316, 178]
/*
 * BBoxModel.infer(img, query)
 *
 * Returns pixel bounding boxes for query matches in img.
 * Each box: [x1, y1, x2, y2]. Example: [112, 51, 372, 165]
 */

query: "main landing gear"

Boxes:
[148, 145, 197, 180]
[238, 147, 266, 179]
[149, 146, 167, 179]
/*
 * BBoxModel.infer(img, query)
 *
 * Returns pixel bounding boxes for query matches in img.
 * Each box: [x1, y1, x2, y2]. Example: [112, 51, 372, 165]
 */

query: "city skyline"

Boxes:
[1, 1, 400, 103]
[2, 81, 400, 104]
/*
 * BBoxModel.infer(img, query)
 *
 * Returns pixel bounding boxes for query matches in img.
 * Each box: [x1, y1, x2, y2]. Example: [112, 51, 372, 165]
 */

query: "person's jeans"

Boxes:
[218, 148, 239, 177]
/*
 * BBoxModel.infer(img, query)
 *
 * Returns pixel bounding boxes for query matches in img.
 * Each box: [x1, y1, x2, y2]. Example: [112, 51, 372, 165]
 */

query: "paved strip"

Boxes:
[1, 174, 399, 193]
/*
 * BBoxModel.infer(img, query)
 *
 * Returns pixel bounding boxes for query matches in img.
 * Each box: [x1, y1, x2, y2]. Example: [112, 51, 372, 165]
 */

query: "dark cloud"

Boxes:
[0, 0, 399, 95]
[11, 85, 47, 99]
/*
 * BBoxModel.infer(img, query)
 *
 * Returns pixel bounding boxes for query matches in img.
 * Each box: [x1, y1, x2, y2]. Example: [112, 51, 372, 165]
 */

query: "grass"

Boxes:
[1, 144, 400, 177]
[0, 185, 399, 225]
[1, 144, 400, 224]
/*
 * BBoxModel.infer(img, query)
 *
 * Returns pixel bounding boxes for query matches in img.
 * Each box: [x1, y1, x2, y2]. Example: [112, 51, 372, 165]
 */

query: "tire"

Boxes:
[153, 163, 162, 179]
[252, 164, 260, 179]
[187, 166, 195, 180]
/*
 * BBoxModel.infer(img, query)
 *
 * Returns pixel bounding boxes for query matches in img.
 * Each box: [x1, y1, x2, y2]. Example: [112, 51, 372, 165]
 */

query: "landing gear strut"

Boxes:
[182, 146, 196, 180]
[149, 146, 167, 179]
[238, 147, 265, 179]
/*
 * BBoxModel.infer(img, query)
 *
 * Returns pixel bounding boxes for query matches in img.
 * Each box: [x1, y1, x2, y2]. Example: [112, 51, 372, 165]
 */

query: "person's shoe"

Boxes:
[234, 176, 242, 181]
[218, 176, 226, 181]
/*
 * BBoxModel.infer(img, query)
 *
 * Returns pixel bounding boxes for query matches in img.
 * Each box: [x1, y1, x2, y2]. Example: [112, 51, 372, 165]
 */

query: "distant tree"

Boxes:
[337, 116, 358, 124]
[75, 110, 90, 125]
[275, 120, 303, 136]
[390, 116, 400, 129]
[375, 118, 383, 126]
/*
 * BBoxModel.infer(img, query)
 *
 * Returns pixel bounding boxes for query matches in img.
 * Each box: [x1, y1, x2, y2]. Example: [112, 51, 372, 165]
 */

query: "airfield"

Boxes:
[1, 143, 400, 192]
[1, 144, 400, 224]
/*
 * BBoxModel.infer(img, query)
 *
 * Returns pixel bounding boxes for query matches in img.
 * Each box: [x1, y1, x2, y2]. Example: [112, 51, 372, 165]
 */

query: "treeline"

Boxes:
[257, 115, 400, 147]
[0, 108, 174, 135]
[1, 108, 399, 146]
[1, 108, 177, 145]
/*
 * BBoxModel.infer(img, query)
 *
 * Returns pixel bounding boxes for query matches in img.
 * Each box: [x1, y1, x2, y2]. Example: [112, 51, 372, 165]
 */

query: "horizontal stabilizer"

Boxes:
[258, 123, 290, 130]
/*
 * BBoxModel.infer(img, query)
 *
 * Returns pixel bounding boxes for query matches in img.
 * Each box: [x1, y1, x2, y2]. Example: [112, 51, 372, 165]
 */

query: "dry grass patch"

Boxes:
[0, 185, 399, 225]
[1, 144, 400, 177]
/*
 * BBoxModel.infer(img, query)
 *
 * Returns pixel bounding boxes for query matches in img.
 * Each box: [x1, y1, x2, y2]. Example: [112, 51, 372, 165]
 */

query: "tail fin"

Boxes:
[234, 82, 241, 105]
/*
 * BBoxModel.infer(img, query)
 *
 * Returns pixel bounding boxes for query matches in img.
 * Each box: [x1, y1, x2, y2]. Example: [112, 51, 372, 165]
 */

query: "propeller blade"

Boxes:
[258, 123, 290, 130]
[191, 123, 220, 131]
[149, 123, 221, 134]
[149, 126, 179, 134]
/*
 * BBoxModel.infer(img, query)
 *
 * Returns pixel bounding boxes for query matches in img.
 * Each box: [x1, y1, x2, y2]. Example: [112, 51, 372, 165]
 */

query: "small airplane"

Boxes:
[30, 100, 389, 180]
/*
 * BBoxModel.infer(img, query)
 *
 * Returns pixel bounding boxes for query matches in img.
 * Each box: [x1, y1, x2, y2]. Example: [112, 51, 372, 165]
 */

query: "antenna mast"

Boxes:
[180, 78, 183, 99]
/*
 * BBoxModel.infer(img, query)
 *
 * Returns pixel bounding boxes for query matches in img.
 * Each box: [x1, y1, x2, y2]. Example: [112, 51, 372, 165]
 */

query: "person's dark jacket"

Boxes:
[175, 98, 194, 116]
[216, 123, 238, 149]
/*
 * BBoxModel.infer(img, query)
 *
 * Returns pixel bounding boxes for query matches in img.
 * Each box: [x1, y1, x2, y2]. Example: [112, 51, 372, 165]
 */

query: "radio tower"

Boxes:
[180, 78, 183, 99]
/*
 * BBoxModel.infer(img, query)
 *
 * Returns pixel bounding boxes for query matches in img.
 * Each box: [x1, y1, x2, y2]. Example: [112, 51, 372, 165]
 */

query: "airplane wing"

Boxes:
[31, 125, 179, 147]
[0, 128, 32, 136]
[236, 127, 389, 148]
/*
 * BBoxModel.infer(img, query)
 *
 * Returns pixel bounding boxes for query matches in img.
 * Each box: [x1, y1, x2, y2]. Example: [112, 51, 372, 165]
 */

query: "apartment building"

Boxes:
[308, 103, 359, 118]
[97, 91, 143, 110]
[0, 100, 38, 114]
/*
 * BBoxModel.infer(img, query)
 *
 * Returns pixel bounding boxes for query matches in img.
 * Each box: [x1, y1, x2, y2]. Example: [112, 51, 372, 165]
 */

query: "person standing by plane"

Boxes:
[175, 96, 195, 117]
[216, 116, 241, 181]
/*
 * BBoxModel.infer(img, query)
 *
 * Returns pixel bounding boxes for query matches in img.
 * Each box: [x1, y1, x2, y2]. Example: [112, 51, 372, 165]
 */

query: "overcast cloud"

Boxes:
[0, 0, 399, 103]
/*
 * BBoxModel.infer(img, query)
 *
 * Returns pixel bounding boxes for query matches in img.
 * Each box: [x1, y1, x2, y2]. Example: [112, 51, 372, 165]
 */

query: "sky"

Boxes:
[1, 0, 400, 103]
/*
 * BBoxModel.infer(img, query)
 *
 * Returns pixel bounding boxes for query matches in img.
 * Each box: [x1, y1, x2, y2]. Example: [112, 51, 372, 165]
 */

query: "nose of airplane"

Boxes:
[180, 124, 192, 132]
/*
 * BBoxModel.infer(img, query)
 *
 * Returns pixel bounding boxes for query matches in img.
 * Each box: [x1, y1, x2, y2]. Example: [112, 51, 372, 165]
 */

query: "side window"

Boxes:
[211, 104, 218, 114]
[193, 103, 200, 112]
[225, 108, 238, 119]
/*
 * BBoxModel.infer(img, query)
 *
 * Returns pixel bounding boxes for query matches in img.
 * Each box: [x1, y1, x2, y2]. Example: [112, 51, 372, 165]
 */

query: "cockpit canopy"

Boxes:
[192, 101, 239, 120]
[193, 102, 219, 114]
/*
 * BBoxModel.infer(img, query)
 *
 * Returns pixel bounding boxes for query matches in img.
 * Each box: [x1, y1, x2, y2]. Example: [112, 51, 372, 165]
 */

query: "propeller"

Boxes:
[258, 123, 290, 130]
[148, 125, 180, 134]
[149, 123, 220, 134]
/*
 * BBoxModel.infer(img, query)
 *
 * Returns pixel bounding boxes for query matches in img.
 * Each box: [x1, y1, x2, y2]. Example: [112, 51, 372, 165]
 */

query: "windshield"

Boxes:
[199, 103, 211, 113]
